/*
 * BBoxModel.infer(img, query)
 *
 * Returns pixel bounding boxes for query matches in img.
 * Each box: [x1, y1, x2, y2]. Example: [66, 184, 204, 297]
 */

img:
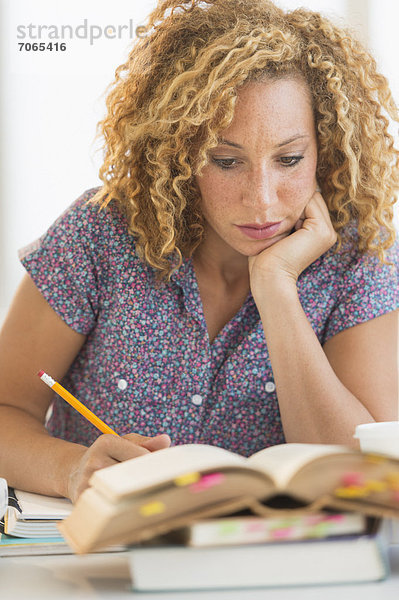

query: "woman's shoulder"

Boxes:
[339, 222, 398, 270]
[18, 188, 152, 335]
[301, 222, 399, 294]
[22, 187, 138, 260]
[49, 187, 128, 243]
[19, 187, 148, 281]
[320, 221, 399, 273]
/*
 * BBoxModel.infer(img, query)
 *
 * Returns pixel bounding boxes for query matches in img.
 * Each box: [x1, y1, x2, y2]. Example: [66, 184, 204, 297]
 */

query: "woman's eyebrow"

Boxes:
[217, 134, 310, 150]
[217, 137, 243, 149]
[276, 134, 309, 147]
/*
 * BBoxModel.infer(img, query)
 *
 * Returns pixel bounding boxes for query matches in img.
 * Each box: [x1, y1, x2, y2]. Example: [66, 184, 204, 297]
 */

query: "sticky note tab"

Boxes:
[325, 514, 345, 523]
[308, 523, 330, 538]
[342, 472, 365, 487]
[218, 521, 239, 536]
[365, 454, 386, 464]
[139, 501, 165, 516]
[174, 472, 201, 487]
[334, 485, 370, 498]
[270, 527, 294, 540]
[246, 520, 267, 533]
[386, 473, 399, 490]
[365, 479, 388, 493]
[189, 472, 225, 493]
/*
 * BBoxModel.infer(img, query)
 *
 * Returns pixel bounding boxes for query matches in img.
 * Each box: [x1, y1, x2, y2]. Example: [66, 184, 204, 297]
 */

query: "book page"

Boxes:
[247, 444, 350, 488]
[91, 444, 248, 502]
[15, 490, 72, 520]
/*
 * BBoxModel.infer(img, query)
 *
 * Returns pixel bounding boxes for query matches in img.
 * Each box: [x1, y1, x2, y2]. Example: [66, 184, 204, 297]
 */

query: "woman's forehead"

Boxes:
[220, 78, 315, 142]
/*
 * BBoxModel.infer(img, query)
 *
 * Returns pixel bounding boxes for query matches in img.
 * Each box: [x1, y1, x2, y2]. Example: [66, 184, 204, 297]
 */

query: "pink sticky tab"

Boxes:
[325, 514, 344, 523]
[189, 472, 225, 493]
[305, 515, 322, 525]
[271, 527, 293, 539]
[246, 521, 266, 533]
[342, 472, 365, 487]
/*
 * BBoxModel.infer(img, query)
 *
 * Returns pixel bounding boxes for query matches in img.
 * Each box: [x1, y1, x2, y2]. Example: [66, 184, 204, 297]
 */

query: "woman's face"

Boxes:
[195, 77, 318, 257]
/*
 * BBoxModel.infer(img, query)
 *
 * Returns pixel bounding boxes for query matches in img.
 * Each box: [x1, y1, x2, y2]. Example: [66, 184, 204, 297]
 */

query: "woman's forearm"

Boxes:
[0, 405, 86, 497]
[255, 277, 374, 446]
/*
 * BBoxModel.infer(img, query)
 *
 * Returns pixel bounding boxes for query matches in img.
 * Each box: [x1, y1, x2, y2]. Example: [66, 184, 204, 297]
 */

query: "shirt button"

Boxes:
[117, 378, 128, 391]
[191, 394, 203, 406]
[265, 381, 276, 393]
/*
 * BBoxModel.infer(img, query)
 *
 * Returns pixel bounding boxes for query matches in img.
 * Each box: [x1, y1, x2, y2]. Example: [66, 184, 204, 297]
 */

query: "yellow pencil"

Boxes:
[38, 370, 119, 436]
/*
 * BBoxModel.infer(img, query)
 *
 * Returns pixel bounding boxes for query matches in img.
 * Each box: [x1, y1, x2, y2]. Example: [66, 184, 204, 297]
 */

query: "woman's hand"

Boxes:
[66, 432, 171, 503]
[248, 190, 337, 295]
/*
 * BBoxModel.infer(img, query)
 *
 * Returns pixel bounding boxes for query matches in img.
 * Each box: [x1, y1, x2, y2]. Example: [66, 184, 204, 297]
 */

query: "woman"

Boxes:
[0, 0, 398, 502]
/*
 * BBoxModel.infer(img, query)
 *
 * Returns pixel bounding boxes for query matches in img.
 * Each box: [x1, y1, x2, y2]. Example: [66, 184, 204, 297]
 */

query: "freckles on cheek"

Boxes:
[197, 173, 217, 204]
[198, 174, 232, 211]
[280, 188, 308, 223]
[286, 170, 315, 205]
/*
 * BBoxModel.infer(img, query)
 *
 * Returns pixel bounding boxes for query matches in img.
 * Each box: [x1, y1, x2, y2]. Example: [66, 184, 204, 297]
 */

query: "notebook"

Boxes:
[1, 488, 72, 538]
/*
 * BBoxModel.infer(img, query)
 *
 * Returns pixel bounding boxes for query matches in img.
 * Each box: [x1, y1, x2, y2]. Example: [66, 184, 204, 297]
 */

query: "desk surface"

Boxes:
[1, 546, 399, 600]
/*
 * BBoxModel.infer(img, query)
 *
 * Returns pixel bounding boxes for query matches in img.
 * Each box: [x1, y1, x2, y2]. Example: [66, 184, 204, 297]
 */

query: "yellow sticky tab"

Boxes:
[365, 480, 388, 493]
[365, 454, 386, 464]
[139, 501, 165, 516]
[174, 472, 200, 486]
[335, 485, 369, 498]
[386, 473, 399, 489]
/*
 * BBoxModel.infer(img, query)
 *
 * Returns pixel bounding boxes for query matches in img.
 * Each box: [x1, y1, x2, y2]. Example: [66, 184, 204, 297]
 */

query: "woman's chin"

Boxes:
[244, 232, 290, 256]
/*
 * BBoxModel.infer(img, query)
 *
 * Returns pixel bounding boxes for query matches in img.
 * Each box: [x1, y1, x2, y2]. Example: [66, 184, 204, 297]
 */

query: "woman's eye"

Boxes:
[211, 157, 239, 170]
[279, 155, 304, 167]
[211, 155, 304, 169]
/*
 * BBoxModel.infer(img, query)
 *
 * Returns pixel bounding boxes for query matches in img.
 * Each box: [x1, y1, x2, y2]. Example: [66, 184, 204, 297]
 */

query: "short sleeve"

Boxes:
[19, 189, 103, 335]
[323, 238, 399, 341]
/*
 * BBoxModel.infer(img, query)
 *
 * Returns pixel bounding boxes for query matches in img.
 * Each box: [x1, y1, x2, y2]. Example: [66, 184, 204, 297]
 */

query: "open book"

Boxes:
[59, 442, 399, 553]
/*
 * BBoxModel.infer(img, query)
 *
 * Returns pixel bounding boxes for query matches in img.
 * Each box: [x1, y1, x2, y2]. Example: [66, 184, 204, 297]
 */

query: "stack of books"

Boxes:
[129, 511, 389, 591]
[57, 442, 399, 590]
[0, 488, 72, 556]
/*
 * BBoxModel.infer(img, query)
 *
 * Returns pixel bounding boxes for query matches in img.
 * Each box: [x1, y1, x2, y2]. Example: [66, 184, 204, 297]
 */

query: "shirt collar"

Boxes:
[170, 257, 205, 323]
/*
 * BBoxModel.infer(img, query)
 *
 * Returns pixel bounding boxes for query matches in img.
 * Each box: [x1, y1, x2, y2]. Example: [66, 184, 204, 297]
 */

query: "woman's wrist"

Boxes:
[250, 270, 299, 308]
[52, 440, 87, 499]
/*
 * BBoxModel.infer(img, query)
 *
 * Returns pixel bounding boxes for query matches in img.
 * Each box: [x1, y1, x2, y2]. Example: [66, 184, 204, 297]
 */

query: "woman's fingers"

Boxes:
[67, 432, 171, 502]
[249, 189, 337, 290]
[123, 432, 172, 451]
[139, 433, 172, 451]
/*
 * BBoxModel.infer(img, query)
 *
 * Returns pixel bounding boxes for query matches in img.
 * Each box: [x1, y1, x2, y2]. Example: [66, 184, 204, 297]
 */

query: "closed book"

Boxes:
[128, 521, 389, 591]
[0, 533, 126, 557]
[166, 511, 366, 547]
[0, 533, 69, 557]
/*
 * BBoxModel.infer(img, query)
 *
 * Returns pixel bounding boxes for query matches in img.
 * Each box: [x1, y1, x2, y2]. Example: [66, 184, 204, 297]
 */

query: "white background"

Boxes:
[0, 0, 398, 316]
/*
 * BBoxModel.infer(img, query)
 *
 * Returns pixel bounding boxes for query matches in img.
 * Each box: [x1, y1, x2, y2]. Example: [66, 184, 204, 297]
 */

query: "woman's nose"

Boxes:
[241, 168, 278, 209]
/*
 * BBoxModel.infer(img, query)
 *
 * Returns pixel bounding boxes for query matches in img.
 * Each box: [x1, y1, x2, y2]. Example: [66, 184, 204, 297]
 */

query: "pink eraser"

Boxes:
[37, 370, 45, 378]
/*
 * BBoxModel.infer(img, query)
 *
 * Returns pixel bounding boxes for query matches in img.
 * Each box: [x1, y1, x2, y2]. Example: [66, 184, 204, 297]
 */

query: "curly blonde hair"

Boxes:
[92, 0, 399, 278]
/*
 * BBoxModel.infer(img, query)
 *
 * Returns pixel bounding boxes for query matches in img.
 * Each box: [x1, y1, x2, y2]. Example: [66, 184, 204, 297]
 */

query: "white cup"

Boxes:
[0, 478, 7, 519]
[353, 421, 399, 458]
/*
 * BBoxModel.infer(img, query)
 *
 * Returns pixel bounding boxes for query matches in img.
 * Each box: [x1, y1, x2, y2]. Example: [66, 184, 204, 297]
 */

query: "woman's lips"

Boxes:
[236, 221, 282, 240]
